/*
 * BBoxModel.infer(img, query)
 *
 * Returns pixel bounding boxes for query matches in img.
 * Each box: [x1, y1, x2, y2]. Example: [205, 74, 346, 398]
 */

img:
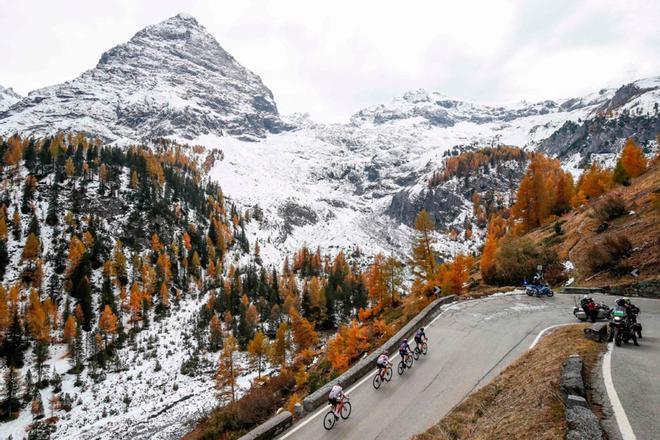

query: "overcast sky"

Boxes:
[1, 0, 659, 122]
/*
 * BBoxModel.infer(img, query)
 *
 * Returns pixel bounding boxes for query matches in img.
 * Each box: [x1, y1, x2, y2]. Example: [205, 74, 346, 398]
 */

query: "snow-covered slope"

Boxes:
[0, 13, 285, 142]
[0, 85, 21, 112]
[201, 76, 660, 266]
[540, 76, 660, 161]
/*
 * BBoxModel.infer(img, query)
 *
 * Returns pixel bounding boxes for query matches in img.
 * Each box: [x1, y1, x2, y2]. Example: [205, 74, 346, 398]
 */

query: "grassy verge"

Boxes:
[414, 324, 605, 440]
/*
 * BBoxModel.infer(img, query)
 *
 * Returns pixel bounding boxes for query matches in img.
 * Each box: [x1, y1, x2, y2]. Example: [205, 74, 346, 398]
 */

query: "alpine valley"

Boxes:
[0, 12, 658, 440]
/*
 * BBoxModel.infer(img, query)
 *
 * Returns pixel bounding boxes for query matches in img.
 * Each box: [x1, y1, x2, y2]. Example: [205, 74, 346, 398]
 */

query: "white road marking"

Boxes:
[603, 343, 637, 440]
[529, 323, 573, 349]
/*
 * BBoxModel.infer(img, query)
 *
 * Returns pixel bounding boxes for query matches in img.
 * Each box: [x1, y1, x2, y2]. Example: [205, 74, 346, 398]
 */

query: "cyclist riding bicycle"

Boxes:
[376, 352, 390, 376]
[414, 327, 427, 350]
[399, 338, 412, 358]
[328, 384, 345, 420]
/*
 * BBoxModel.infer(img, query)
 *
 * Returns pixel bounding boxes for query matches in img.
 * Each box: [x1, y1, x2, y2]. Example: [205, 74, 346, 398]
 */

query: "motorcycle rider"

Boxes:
[580, 295, 598, 323]
[623, 297, 642, 338]
[608, 298, 639, 345]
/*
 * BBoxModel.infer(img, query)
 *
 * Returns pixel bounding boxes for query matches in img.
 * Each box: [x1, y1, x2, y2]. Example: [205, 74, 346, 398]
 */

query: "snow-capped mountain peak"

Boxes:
[0, 85, 21, 112]
[0, 13, 286, 142]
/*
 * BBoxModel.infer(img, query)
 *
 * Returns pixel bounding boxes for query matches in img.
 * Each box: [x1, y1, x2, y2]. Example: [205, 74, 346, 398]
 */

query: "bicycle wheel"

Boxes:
[384, 367, 393, 382]
[397, 361, 405, 375]
[405, 354, 414, 368]
[323, 411, 336, 430]
[422, 343, 428, 355]
[340, 401, 352, 419]
[373, 373, 382, 389]
[413, 348, 420, 360]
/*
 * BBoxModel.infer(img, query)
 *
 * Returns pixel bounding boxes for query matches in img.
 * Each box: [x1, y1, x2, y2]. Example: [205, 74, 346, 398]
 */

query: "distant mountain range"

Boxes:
[1, 13, 659, 262]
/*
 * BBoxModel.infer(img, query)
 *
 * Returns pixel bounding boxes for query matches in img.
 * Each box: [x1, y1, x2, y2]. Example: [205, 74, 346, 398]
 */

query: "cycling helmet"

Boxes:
[582, 295, 589, 300]
[624, 297, 631, 305]
[403, 338, 408, 343]
[616, 298, 626, 306]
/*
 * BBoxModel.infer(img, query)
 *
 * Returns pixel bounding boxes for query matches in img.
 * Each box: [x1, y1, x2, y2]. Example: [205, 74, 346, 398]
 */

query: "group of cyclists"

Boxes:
[325, 294, 647, 429]
[328, 328, 428, 420]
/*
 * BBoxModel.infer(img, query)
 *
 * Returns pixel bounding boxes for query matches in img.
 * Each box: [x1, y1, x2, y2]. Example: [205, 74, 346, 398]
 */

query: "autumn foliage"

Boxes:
[327, 320, 369, 372]
[289, 307, 318, 353]
[429, 146, 528, 187]
[511, 154, 574, 232]
[572, 162, 612, 207]
[618, 138, 647, 179]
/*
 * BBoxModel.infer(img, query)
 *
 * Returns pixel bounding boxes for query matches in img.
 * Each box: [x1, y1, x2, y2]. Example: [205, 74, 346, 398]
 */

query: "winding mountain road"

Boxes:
[278, 293, 659, 440]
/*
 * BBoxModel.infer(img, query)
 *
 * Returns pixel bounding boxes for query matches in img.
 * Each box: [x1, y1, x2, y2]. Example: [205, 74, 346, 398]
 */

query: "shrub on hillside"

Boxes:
[493, 235, 560, 286]
[200, 370, 295, 439]
[591, 195, 627, 221]
[584, 234, 632, 273]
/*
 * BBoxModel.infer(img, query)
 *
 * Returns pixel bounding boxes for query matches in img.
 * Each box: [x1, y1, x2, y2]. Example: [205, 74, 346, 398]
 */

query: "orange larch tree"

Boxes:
[365, 253, 386, 306]
[209, 314, 223, 351]
[216, 335, 242, 403]
[270, 322, 289, 367]
[0, 286, 9, 333]
[22, 233, 41, 262]
[98, 305, 118, 350]
[62, 315, 77, 352]
[129, 282, 142, 327]
[26, 289, 50, 343]
[619, 138, 647, 178]
[572, 162, 612, 206]
[289, 307, 318, 353]
[247, 330, 270, 378]
[411, 210, 438, 290]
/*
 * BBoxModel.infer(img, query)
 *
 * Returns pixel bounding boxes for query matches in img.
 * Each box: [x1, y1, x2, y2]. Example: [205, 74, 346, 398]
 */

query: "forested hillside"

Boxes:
[477, 138, 659, 290]
[0, 133, 467, 439]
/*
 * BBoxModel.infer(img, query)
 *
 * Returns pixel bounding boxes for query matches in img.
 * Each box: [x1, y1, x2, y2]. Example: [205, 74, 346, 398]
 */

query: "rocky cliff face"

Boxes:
[539, 77, 660, 163]
[0, 85, 21, 111]
[0, 13, 285, 142]
[386, 154, 528, 230]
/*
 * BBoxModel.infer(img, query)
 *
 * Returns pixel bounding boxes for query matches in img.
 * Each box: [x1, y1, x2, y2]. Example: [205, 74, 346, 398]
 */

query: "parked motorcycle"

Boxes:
[573, 303, 609, 321]
[608, 309, 639, 347]
[524, 281, 554, 297]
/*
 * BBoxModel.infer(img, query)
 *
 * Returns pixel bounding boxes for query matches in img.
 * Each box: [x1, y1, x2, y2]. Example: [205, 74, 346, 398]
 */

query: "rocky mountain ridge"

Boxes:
[0, 85, 21, 111]
[0, 13, 284, 142]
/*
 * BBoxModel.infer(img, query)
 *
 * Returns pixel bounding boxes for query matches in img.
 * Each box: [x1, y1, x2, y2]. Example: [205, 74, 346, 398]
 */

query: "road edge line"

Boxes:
[529, 323, 573, 349]
[603, 343, 637, 440]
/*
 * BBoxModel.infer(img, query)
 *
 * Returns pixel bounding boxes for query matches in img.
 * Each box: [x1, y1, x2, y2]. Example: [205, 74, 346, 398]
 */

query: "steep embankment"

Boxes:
[525, 162, 660, 289]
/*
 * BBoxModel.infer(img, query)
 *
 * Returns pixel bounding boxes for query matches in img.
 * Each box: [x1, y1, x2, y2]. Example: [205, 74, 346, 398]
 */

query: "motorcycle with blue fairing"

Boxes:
[523, 274, 554, 297]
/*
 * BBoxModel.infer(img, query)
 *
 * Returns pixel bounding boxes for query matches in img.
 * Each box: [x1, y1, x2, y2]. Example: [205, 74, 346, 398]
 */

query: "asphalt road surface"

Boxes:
[607, 296, 660, 440]
[278, 292, 659, 440]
